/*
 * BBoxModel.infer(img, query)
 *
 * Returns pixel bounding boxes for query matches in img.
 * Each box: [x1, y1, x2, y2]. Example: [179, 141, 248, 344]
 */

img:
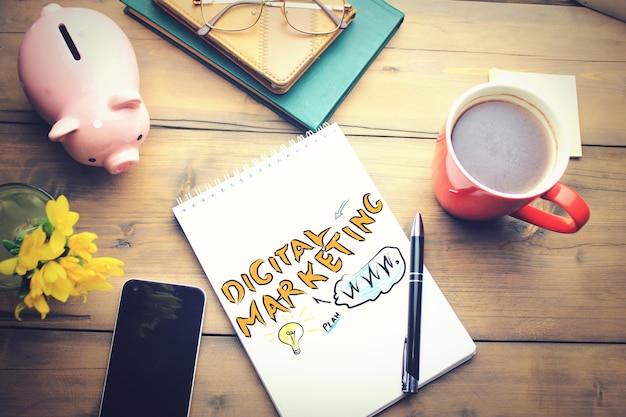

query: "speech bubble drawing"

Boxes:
[333, 246, 405, 308]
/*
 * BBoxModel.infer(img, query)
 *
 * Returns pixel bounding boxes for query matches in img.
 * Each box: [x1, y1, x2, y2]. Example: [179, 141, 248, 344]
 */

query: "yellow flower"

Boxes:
[47, 227, 67, 258]
[85, 257, 125, 277]
[46, 195, 79, 237]
[15, 293, 50, 320]
[13, 226, 66, 276]
[75, 274, 113, 300]
[58, 255, 90, 283]
[63, 256, 116, 300]
[15, 227, 44, 274]
[0, 257, 18, 276]
[33, 261, 76, 303]
[15, 270, 50, 320]
[6, 194, 122, 320]
[24, 292, 50, 320]
[15, 227, 47, 275]
[68, 232, 98, 260]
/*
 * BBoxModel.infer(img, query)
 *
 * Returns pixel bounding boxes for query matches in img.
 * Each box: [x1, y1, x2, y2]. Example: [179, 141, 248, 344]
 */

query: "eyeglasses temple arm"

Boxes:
[309, 0, 349, 29]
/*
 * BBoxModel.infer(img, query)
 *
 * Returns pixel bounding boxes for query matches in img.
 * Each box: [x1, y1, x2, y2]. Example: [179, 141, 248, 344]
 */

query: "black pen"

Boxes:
[403, 213, 424, 394]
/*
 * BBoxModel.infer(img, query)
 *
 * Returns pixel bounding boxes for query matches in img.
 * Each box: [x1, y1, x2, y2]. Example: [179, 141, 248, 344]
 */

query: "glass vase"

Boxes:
[0, 183, 53, 290]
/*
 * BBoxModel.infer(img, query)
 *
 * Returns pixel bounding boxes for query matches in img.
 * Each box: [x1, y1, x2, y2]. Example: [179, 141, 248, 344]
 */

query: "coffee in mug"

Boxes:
[451, 100, 554, 195]
[432, 83, 590, 233]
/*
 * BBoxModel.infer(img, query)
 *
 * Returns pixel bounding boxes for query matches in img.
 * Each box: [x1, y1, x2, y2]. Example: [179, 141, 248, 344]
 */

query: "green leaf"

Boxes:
[2, 240, 21, 256]
[2, 239, 19, 252]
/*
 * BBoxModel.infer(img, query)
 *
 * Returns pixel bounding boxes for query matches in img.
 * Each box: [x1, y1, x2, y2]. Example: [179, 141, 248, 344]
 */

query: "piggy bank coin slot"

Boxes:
[58, 24, 81, 61]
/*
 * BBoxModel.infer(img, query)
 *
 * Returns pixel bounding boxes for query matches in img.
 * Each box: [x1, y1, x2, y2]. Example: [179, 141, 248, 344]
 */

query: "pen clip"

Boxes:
[402, 335, 409, 392]
[402, 325, 420, 393]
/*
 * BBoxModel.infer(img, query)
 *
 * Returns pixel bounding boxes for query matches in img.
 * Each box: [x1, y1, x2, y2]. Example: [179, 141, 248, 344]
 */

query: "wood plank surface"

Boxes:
[1, 0, 625, 416]
[1, 124, 624, 343]
[2, 328, 626, 417]
[1, 0, 625, 143]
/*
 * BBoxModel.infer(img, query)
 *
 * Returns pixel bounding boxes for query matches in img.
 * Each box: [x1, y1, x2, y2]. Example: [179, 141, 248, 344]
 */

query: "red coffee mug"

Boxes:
[432, 83, 590, 233]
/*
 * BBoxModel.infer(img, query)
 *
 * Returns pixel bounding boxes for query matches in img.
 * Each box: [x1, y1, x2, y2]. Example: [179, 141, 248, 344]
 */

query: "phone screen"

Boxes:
[99, 279, 206, 417]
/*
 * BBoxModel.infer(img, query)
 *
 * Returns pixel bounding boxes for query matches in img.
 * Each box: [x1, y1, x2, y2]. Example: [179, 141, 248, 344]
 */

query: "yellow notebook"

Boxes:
[154, 0, 356, 93]
[173, 123, 475, 416]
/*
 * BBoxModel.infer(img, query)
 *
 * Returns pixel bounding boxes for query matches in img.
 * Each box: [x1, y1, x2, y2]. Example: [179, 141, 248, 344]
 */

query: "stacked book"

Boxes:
[121, 0, 405, 130]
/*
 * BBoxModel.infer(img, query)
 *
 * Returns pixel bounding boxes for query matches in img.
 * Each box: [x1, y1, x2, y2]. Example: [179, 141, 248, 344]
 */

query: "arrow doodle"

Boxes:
[335, 199, 349, 219]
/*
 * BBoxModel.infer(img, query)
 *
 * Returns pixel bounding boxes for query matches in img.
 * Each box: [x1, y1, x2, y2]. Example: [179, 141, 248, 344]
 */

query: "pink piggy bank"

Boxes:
[17, 3, 150, 174]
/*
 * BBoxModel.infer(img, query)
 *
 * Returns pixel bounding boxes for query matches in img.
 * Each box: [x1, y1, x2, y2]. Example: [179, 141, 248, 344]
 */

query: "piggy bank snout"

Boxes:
[104, 148, 140, 175]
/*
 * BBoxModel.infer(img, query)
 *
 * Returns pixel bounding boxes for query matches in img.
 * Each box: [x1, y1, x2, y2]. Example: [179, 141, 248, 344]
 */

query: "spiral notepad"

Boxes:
[173, 123, 475, 417]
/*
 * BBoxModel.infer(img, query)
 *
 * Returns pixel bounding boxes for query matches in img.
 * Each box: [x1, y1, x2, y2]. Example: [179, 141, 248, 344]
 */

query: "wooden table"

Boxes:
[1, 0, 625, 415]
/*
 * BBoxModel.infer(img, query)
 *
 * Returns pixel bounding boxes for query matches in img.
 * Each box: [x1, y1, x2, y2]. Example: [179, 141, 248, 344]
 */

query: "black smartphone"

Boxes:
[98, 279, 206, 417]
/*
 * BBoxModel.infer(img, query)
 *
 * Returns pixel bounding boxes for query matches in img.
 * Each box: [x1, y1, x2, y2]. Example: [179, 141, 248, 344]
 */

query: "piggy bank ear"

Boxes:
[49, 117, 80, 142]
[109, 94, 142, 111]
[40, 3, 62, 17]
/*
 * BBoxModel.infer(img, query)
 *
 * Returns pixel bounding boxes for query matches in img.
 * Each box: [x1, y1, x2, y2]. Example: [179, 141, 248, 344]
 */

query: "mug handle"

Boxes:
[511, 182, 590, 233]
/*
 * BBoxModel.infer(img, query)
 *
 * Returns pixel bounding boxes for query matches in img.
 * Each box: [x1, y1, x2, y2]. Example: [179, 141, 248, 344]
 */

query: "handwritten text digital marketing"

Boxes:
[221, 193, 383, 337]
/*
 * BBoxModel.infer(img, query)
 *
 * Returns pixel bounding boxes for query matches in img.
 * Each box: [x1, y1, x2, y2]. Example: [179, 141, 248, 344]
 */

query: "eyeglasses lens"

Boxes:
[203, 2, 264, 31]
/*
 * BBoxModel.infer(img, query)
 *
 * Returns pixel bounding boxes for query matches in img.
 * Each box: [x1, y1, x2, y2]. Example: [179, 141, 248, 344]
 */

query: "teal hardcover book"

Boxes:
[121, 0, 404, 130]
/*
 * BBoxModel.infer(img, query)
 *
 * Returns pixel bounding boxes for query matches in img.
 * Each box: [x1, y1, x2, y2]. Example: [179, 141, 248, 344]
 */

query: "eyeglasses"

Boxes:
[193, 0, 352, 36]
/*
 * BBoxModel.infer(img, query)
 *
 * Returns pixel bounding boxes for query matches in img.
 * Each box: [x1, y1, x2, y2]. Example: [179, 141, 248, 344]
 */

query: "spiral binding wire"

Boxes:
[175, 123, 332, 210]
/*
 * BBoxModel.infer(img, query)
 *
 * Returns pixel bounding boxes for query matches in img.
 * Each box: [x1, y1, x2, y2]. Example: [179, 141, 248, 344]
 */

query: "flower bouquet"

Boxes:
[0, 193, 124, 320]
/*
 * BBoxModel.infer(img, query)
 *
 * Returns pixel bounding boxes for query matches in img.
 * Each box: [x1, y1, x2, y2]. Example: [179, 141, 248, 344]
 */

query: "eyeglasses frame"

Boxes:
[194, 0, 351, 36]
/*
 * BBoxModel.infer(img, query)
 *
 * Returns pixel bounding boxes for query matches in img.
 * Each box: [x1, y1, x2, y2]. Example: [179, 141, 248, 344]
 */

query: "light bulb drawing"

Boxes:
[278, 322, 304, 355]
